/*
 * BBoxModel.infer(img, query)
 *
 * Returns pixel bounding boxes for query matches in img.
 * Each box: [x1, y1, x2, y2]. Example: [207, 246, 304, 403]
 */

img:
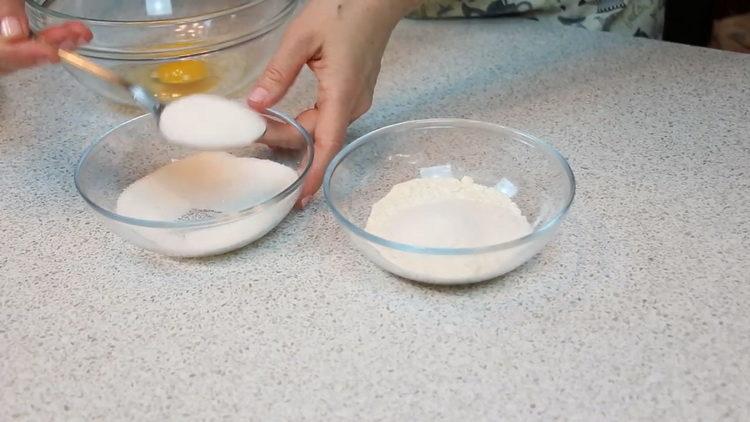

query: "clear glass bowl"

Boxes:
[26, 0, 296, 104]
[324, 119, 575, 285]
[75, 109, 313, 257]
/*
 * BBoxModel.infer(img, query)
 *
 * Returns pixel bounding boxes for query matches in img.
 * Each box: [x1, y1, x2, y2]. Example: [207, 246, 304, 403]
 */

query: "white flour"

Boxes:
[364, 176, 533, 283]
[116, 151, 297, 256]
[159, 94, 267, 150]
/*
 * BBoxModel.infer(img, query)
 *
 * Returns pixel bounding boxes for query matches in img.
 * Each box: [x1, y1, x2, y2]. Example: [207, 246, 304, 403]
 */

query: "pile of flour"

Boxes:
[116, 151, 298, 256]
[365, 176, 532, 283]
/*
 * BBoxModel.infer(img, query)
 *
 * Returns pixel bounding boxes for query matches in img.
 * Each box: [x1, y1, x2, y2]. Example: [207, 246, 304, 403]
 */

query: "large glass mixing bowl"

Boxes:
[26, 0, 296, 104]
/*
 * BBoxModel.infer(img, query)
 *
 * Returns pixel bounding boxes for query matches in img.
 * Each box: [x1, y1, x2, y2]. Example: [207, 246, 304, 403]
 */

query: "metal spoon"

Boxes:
[58, 49, 165, 118]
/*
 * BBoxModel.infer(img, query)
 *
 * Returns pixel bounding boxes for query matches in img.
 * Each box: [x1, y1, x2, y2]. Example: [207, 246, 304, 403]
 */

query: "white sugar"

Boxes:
[159, 94, 266, 150]
[116, 151, 298, 256]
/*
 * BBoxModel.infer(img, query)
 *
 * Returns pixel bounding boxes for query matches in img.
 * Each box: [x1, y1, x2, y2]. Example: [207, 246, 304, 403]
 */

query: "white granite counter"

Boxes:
[1, 18, 749, 421]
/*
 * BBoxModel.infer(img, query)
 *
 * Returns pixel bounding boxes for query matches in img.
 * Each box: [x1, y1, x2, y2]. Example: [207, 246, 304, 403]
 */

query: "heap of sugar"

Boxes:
[116, 151, 298, 256]
[159, 94, 267, 150]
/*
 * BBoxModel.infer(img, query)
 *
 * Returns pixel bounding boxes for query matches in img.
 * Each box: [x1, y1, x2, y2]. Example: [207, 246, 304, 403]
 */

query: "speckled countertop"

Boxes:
[1, 18, 749, 421]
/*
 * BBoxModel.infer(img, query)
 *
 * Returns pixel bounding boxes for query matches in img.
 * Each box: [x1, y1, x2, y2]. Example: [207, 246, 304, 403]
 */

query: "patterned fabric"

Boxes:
[409, 0, 666, 39]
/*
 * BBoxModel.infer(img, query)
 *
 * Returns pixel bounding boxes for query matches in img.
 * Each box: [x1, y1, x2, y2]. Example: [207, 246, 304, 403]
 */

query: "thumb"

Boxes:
[247, 32, 313, 109]
[0, 0, 28, 41]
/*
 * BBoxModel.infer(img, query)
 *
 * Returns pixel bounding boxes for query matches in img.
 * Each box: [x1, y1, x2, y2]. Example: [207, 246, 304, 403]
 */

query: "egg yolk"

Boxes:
[154, 60, 209, 84]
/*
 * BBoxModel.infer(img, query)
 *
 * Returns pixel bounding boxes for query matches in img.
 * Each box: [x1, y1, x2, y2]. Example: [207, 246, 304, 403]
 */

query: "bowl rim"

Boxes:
[323, 118, 576, 256]
[26, 0, 296, 60]
[74, 108, 313, 229]
[27, 0, 283, 25]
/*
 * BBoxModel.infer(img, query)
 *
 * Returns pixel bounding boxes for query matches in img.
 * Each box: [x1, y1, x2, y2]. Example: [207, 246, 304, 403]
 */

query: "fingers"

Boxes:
[247, 28, 315, 109]
[256, 104, 342, 210]
[0, 20, 94, 75]
[1, 16, 25, 41]
[64, 21, 93, 43]
[293, 107, 320, 136]
[0, 0, 28, 40]
[1, 0, 92, 46]
[37, 21, 92, 50]
[297, 95, 350, 208]
[0, 0, 41, 74]
[1, 4, 92, 75]
[284, 86, 375, 208]
[0, 40, 58, 73]
[261, 117, 309, 150]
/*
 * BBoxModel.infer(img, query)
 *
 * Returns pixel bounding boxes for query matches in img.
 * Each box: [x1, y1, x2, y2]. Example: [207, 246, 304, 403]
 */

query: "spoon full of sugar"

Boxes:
[158, 94, 267, 150]
[56, 51, 266, 150]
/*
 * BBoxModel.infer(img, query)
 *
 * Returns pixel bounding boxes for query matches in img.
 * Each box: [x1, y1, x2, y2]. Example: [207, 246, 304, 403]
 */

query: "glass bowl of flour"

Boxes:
[75, 109, 313, 257]
[324, 119, 575, 285]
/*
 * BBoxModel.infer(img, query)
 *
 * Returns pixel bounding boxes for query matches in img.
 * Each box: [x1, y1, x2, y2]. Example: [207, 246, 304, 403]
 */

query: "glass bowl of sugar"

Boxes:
[323, 119, 575, 285]
[75, 109, 313, 257]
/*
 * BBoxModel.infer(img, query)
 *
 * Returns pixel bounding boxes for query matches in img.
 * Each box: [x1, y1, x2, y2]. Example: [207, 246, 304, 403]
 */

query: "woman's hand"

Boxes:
[247, 0, 420, 208]
[1, 0, 92, 75]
